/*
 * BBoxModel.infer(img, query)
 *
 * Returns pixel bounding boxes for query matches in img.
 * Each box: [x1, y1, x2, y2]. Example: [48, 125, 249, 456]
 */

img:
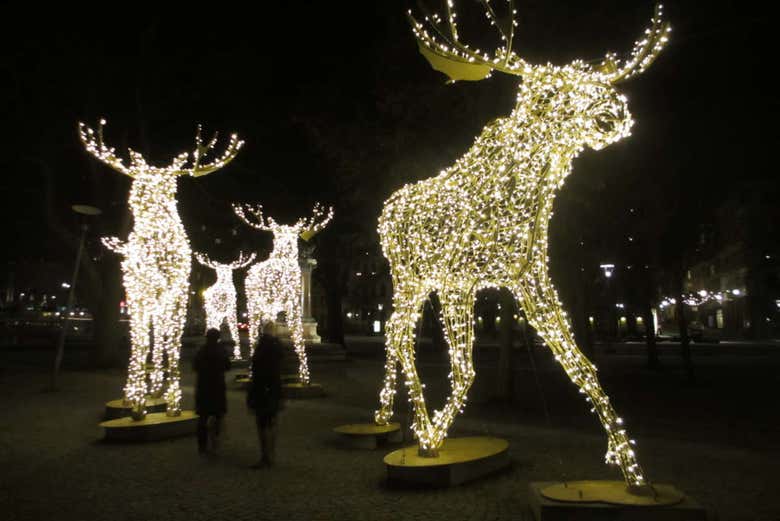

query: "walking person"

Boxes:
[247, 322, 284, 468]
[193, 328, 231, 454]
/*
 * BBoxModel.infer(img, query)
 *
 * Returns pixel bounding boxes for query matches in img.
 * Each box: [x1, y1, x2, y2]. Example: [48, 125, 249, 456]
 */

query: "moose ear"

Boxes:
[418, 43, 493, 83]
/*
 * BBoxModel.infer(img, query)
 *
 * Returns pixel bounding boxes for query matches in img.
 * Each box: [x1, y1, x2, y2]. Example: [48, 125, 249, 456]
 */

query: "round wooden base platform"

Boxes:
[333, 422, 402, 449]
[540, 480, 685, 506]
[100, 411, 198, 442]
[384, 436, 509, 487]
[104, 397, 167, 420]
[282, 382, 325, 399]
[230, 358, 250, 369]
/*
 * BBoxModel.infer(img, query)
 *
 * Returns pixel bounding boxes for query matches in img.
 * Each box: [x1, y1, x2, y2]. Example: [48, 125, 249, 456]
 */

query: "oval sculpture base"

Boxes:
[100, 411, 198, 442]
[540, 480, 685, 507]
[384, 436, 509, 487]
[333, 422, 402, 449]
[104, 397, 167, 420]
[282, 382, 325, 399]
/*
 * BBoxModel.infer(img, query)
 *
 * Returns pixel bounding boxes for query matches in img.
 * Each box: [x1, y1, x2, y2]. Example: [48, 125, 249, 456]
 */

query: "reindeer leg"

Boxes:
[424, 288, 477, 452]
[512, 269, 646, 488]
[148, 323, 165, 399]
[286, 288, 309, 385]
[227, 304, 241, 359]
[125, 307, 151, 419]
[156, 295, 186, 416]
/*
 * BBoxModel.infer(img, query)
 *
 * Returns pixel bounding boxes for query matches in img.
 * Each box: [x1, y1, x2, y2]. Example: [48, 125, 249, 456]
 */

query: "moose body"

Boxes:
[81, 120, 243, 418]
[374, 2, 670, 489]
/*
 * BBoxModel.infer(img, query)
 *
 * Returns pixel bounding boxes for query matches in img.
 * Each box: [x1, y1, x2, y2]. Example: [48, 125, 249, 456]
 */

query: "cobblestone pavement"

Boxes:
[1, 348, 778, 521]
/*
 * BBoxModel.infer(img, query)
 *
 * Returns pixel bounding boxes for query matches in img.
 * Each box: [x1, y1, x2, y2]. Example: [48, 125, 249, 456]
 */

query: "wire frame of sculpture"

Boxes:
[374, 2, 669, 489]
[234, 203, 333, 384]
[80, 119, 243, 418]
[194, 251, 256, 358]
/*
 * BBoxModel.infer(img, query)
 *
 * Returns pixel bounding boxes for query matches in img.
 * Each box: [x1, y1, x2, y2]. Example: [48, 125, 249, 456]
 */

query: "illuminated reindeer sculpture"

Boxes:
[374, 2, 669, 488]
[80, 119, 243, 418]
[233, 203, 333, 384]
[194, 251, 256, 358]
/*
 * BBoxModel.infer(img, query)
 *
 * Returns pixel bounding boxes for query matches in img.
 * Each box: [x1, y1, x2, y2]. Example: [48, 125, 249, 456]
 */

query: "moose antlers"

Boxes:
[409, 1, 670, 84]
[78, 119, 244, 178]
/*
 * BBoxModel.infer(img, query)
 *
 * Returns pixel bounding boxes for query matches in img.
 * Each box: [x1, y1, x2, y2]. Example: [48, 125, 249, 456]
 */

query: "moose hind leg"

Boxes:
[513, 274, 646, 487]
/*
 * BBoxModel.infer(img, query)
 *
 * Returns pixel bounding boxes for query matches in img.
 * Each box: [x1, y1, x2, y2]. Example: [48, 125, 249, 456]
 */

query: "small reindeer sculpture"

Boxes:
[374, 2, 669, 488]
[233, 203, 333, 384]
[194, 251, 256, 358]
[80, 119, 243, 418]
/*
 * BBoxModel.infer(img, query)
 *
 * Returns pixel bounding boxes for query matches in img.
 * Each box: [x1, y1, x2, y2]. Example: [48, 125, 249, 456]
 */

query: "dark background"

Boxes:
[0, 0, 774, 280]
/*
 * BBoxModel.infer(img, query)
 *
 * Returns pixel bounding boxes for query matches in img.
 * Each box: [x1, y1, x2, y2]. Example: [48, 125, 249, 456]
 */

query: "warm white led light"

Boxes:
[234, 203, 333, 384]
[194, 251, 256, 358]
[80, 119, 243, 418]
[374, 1, 669, 488]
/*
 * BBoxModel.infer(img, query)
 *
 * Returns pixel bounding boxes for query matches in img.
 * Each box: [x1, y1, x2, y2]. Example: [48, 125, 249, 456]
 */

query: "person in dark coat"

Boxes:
[193, 328, 231, 454]
[247, 323, 284, 468]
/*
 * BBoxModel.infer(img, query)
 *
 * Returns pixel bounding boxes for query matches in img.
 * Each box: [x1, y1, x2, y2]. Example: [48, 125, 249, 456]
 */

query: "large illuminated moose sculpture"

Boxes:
[374, 2, 669, 488]
[194, 251, 256, 359]
[233, 203, 333, 384]
[80, 119, 243, 418]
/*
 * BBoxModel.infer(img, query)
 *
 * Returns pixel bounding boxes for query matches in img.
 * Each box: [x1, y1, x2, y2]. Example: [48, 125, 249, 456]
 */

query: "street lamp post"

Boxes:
[51, 204, 101, 390]
[599, 263, 616, 354]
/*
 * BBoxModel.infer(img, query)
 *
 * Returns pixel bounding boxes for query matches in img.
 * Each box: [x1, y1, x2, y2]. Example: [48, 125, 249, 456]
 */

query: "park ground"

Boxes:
[1, 337, 778, 521]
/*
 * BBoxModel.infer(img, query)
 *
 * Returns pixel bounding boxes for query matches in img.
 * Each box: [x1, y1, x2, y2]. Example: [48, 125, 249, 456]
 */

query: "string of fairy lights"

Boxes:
[373, 1, 669, 489]
[234, 203, 333, 384]
[194, 251, 256, 358]
[80, 119, 243, 418]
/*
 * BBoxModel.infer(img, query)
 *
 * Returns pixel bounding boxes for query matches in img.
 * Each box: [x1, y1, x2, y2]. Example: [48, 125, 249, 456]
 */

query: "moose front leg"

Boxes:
[385, 291, 435, 452]
[421, 288, 478, 454]
[513, 273, 646, 488]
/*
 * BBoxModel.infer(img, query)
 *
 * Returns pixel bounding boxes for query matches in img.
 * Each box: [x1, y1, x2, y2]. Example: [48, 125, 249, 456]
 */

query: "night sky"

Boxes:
[1, 1, 775, 268]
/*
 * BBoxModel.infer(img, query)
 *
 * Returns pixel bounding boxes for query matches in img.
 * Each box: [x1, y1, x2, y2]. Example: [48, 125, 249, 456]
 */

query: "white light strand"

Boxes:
[194, 251, 256, 358]
[234, 203, 333, 384]
[375, 2, 669, 489]
[80, 119, 243, 419]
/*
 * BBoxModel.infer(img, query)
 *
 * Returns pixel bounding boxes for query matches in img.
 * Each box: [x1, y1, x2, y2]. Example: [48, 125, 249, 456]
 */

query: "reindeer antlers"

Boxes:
[78, 119, 244, 177]
[195, 251, 257, 270]
[297, 203, 334, 241]
[233, 203, 277, 231]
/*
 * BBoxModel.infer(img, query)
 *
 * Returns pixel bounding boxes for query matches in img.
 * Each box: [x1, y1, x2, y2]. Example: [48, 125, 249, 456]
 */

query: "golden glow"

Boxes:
[374, 2, 669, 488]
[234, 203, 333, 384]
[194, 251, 256, 358]
[80, 119, 243, 418]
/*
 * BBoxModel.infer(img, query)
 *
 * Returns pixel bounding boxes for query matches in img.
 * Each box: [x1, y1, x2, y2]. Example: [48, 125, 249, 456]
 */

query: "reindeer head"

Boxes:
[233, 203, 334, 258]
[79, 119, 244, 189]
[195, 251, 257, 275]
[409, 2, 670, 151]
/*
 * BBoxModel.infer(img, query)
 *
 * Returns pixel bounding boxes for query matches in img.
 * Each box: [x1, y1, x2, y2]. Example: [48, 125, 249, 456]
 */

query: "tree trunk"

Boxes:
[643, 302, 659, 370]
[675, 275, 695, 382]
[496, 288, 515, 401]
[89, 261, 123, 368]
